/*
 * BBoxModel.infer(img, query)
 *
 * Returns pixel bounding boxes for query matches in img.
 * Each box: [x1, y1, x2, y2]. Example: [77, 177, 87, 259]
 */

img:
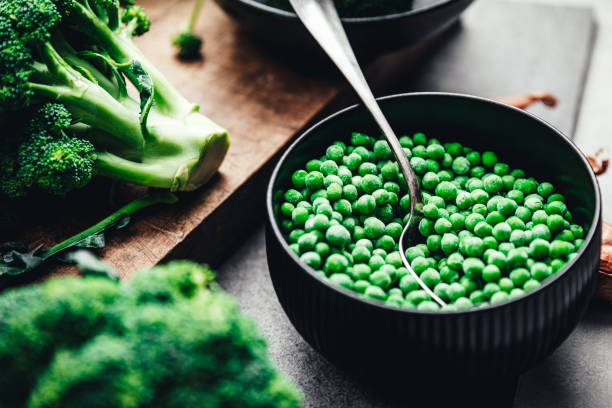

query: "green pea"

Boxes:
[494, 162, 510, 176]
[447, 282, 466, 301]
[483, 174, 503, 194]
[364, 285, 387, 300]
[434, 218, 453, 235]
[492, 222, 512, 242]
[490, 291, 509, 305]
[435, 181, 458, 201]
[482, 264, 501, 282]
[550, 240, 572, 259]
[523, 279, 541, 292]
[482, 151, 498, 168]
[531, 262, 550, 281]
[463, 257, 484, 279]
[509, 268, 530, 287]
[355, 194, 376, 215]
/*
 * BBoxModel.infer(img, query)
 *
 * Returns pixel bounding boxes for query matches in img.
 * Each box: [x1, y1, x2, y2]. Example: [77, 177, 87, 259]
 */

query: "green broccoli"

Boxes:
[0, 0, 229, 199]
[262, 0, 413, 17]
[172, 0, 205, 60]
[0, 260, 303, 408]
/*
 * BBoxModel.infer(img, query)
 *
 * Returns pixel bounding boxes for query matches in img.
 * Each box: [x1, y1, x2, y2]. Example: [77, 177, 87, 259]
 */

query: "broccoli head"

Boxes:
[0, 261, 303, 408]
[0, 0, 229, 199]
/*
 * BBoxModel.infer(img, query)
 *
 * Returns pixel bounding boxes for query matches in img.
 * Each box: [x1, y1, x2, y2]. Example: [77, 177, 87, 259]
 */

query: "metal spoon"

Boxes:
[288, 0, 446, 307]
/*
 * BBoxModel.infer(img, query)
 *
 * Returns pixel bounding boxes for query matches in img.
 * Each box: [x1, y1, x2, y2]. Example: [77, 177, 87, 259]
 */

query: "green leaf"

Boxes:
[65, 250, 119, 281]
[79, 51, 129, 98]
[128, 59, 154, 139]
[0, 243, 44, 276]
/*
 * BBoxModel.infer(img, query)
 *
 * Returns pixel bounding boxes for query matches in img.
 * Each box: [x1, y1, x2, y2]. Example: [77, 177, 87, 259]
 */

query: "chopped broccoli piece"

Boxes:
[0, 261, 303, 407]
[172, 0, 205, 60]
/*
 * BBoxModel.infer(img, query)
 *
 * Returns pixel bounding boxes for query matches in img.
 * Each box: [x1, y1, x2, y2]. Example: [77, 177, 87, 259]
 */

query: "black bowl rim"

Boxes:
[266, 92, 602, 315]
[225, 0, 469, 23]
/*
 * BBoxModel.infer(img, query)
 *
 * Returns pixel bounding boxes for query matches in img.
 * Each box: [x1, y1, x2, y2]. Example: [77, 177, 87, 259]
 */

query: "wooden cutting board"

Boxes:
[7, 0, 342, 280]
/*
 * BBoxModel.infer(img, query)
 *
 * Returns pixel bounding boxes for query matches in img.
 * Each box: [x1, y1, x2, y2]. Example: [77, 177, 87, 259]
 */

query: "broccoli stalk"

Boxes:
[0, 0, 230, 199]
[172, 0, 206, 60]
[0, 191, 178, 277]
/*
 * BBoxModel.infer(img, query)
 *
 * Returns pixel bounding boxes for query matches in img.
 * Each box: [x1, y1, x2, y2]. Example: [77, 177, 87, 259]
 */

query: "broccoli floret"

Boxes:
[0, 277, 120, 406]
[0, 0, 229, 199]
[172, 0, 205, 60]
[0, 261, 303, 408]
[262, 0, 412, 17]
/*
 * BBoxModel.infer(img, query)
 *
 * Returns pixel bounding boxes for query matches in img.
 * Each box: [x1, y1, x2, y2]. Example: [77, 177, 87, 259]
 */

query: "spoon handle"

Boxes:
[288, 0, 422, 215]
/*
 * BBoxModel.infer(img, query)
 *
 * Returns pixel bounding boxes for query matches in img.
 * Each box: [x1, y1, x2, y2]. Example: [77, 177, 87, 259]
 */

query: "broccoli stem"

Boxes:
[188, 0, 206, 32]
[41, 191, 178, 259]
[74, 3, 195, 116]
[94, 111, 230, 191]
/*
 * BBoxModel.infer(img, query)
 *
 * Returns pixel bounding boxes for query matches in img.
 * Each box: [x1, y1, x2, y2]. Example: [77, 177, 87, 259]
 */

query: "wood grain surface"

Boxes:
[7, 0, 341, 280]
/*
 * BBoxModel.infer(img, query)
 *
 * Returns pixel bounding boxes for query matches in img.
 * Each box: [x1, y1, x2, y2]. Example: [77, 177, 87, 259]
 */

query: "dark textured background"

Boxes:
[215, 1, 612, 406]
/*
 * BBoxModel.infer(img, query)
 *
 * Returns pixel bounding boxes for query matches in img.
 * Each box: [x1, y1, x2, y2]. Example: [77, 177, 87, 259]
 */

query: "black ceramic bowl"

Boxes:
[214, 0, 474, 57]
[265, 93, 602, 381]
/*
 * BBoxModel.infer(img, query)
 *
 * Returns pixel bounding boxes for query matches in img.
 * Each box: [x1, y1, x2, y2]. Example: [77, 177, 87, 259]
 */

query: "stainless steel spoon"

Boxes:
[288, 0, 446, 306]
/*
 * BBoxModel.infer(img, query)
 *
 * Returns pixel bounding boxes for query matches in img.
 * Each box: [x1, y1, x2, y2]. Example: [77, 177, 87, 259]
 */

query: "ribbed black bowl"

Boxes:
[265, 93, 602, 381]
[214, 0, 474, 57]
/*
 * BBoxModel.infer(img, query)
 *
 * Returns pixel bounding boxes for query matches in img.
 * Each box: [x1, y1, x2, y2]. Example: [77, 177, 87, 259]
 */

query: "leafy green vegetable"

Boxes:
[0, 192, 177, 277]
[0, 260, 303, 407]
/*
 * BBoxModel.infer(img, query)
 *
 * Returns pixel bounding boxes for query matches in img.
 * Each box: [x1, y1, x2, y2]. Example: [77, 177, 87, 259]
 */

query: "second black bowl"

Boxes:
[214, 0, 474, 57]
[266, 93, 602, 381]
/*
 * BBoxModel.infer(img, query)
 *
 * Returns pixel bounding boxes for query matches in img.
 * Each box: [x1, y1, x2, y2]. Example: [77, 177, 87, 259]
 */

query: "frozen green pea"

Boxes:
[492, 222, 512, 242]
[365, 285, 387, 300]
[305, 171, 324, 190]
[550, 240, 572, 259]
[320, 160, 339, 176]
[515, 206, 532, 222]
[288, 229, 305, 244]
[471, 189, 489, 204]
[482, 151, 498, 168]
[440, 233, 459, 255]
[447, 282, 466, 301]
[352, 264, 372, 280]
[426, 234, 442, 253]
[435, 181, 458, 201]
[351, 245, 371, 264]
[498, 197, 518, 216]
[329, 273, 353, 289]
[531, 262, 550, 281]
[434, 218, 453, 235]
[523, 279, 541, 292]
[494, 162, 510, 176]
[483, 174, 503, 194]
[498, 277, 514, 293]
[509, 268, 530, 287]
[508, 248, 528, 268]
[355, 195, 376, 215]
[419, 218, 435, 237]
[447, 252, 464, 271]
[324, 254, 349, 274]
[280, 202, 295, 218]
[468, 290, 484, 305]
[506, 216, 526, 231]
[465, 213, 485, 231]
[368, 254, 385, 271]
[547, 214, 567, 234]
[438, 170, 453, 182]
[376, 235, 395, 252]
[463, 257, 484, 279]
[411, 256, 431, 274]
[490, 291, 509, 305]
[483, 236, 498, 249]
[474, 221, 493, 238]
[532, 223, 551, 241]
[482, 264, 501, 282]
[326, 144, 345, 162]
[370, 270, 392, 289]
[292, 169, 308, 189]
[482, 282, 499, 299]
[548, 193, 565, 203]
[510, 230, 526, 247]
[454, 297, 473, 310]
[451, 156, 470, 175]
[410, 157, 428, 174]
[537, 182, 554, 197]
[298, 232, 318, 252]
[456, 191, 473, 210]
[422, 172, 440, 190]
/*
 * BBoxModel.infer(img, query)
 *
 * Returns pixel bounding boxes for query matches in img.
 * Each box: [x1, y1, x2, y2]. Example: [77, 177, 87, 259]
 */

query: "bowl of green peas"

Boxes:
[266, 92, 602, 380]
